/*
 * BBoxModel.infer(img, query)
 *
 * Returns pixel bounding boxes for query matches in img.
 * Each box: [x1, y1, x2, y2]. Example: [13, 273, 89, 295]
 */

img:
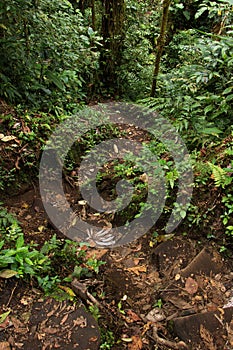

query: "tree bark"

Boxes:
[99, 0, 125, 94]
[91, 0, 95, 30]
[151, 0, 171, 97]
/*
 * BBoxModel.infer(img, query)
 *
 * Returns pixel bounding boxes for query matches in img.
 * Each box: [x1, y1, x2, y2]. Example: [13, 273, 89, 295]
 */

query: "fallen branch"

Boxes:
[71, 278, 102, 308]
[152, 325, 188, 350]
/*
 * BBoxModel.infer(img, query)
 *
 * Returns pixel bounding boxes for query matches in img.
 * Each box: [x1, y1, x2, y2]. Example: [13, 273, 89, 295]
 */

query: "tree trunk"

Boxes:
[151, 0, 171, 97]
[91, 0, 95, 30]
[99, 0, 125, 94]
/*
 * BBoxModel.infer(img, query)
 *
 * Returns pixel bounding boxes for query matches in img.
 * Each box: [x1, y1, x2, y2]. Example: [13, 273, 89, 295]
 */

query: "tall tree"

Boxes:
[99, 0, 125, 94]
[151, 0, 171, 97]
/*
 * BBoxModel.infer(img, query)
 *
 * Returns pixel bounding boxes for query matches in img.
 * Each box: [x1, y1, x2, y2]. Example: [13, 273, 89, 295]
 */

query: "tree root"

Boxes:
[152, 325, 188, 350]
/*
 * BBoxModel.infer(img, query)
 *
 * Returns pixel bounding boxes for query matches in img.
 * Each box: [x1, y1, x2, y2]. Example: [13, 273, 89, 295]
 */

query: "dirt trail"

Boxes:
[1, 186, 233, 349]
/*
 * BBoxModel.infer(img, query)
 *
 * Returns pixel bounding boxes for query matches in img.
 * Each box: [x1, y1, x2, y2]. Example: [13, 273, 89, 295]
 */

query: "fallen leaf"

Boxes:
[142, 322, 153, 336]
[89, 336, 98, 342]
[200, 324, 217, 350]
[126, 265, 147, 276]
[20, 296, 32, 305]
[133, 243, 142, 252]
[156, 233, 175, 243]
[73, 316, 87, 328]
[185, 277, 198, 295]
[0, 311, 11, 324]
[139, 173, 148, 183]
[0, 341, 11, 350]
[60, 313, 69, 325]
[11, 316, 27, 334]
[22, 202, 29, 209]
[121, 337, 132, 342]
[38, 226, 45, 232]
[0, 269, 18, 279]
[43, 327, 58, 334]
[0, 318, 11, 331]
[128, 335, 143, 350]
[78, 200, 87, 206]
[126, 310, 141, 322]
[85, 249, 108, 260]
[58, 285, 76, 297]
[133, 258, 140, 266]
[0, 135, 16, 142]
[168, 296, 193, 310]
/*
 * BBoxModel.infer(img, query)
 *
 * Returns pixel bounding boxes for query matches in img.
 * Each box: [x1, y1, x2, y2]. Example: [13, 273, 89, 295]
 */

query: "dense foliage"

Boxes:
[0, 0, 233, 346]
[0, 0, 101, 111]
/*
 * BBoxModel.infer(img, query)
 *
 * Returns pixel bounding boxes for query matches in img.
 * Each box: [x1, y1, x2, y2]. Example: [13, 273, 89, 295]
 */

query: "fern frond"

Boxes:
[208, 162, 229, 188]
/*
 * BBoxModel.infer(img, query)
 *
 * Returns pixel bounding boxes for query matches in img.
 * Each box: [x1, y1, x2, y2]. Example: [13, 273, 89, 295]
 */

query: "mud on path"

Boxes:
[0, 184, 233, 350]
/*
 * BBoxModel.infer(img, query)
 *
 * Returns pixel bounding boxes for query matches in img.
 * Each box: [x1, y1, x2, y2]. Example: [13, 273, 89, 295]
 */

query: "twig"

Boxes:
[152, 325, 188, 350]
[6, 282, 18, 307]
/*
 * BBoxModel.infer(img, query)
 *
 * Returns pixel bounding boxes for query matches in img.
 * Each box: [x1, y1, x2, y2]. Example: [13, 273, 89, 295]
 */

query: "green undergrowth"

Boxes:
[0, 205, 104, 299]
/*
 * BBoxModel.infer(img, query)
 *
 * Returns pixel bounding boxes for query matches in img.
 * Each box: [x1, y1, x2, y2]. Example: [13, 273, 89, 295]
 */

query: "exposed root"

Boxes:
[152, 325, 188, 350]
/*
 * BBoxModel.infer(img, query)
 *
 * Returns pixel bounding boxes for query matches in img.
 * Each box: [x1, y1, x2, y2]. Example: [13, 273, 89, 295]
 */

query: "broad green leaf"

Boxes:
[0, 310, 11, 324]
[183, 11, 190, 21]
[223, 86, 233, 95]
[195, 7, 208, 19]
[180, 210, 187, 219]
[25, 258, 33, 265]
[16, 235, 24, 249]
[226, 94, 233, 102]
[204, 105, 213, 114]
[202, 127, 223, 135]
[46, 71, 65, 91]
[87, 27, 94, 36]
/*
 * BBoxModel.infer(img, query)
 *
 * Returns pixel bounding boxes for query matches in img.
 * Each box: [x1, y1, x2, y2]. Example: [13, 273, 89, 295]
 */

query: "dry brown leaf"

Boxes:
[0, 317, 11, 330]
[0, 269, 18, 279]
[43, 327, 59, 334]
[200, 324, 217, 350]
[185, 277, 198, 295]
[73, 316, 87, 328]
[126, 310, 141, 322]
[0, 341, 11, 350]
[85, 249, 108, 260]
[126, 265, 147, 276]
[11, 316, 24, 329]
[128, 335, 143, 350]
[60, 313, 69, 325]
[0, 135, 17, 142]
[89, 336, 98, 342]
[133, 258, 140, 266]
[142, 321, 153, 336]
[132, 243, 142, 252]
[20, 296, 32, 305]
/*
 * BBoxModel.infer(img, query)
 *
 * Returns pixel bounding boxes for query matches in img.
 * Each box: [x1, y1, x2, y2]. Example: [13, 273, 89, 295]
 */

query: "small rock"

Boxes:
[145, 308, 166, 322]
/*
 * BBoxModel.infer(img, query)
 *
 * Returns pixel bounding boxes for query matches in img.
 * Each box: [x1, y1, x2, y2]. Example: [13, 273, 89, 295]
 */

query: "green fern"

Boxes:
[208, 162, 231, 188]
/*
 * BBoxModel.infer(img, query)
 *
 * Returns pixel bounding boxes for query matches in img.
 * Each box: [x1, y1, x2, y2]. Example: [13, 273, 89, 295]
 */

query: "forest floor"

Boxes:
[0, 184, 233, 350]
[0, 105, 233, 349]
